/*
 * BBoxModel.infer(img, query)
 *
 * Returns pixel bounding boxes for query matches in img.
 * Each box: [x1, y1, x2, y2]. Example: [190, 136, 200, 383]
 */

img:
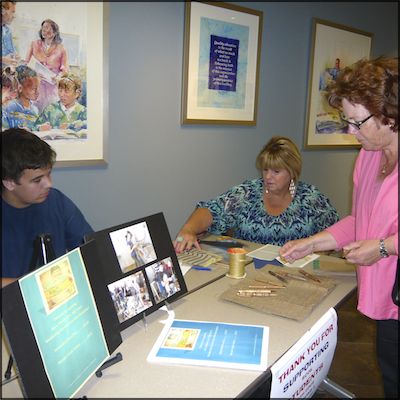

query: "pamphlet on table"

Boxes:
[247, 244, 319, 269]
[147, 319, 269, 371]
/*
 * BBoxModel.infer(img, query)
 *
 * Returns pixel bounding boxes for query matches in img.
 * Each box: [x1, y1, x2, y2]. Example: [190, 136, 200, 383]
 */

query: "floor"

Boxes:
[314, 291, 385, 398]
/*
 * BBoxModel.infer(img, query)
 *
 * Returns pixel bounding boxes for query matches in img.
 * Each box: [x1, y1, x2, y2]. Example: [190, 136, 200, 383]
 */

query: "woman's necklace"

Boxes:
[381, 157, 396, 175]
[380, 152, 389, 175]
[43, 41, 53, 55]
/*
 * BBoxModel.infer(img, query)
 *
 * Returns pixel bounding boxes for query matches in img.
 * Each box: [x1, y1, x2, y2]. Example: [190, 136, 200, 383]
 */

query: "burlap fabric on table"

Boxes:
[220, 264, 337, 321]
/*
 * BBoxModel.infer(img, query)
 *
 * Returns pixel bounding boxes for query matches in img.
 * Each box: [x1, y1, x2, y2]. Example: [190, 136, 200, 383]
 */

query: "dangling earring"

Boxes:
[289, 179, 296, 198]
[265, 187, 269, 194]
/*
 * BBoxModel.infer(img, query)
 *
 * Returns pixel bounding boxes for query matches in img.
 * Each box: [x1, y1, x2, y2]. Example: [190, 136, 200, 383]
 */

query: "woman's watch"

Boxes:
[379, 239, 389, 258]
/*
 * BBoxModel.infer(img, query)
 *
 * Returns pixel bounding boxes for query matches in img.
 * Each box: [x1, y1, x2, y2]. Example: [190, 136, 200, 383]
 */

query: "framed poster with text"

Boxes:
[181, 1, 263, 125]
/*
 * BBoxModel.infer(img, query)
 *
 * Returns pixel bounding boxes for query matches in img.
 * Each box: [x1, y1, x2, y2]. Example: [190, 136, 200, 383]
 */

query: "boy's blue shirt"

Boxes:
[2, 188, 93, 278]
[4, 99, 39, 130]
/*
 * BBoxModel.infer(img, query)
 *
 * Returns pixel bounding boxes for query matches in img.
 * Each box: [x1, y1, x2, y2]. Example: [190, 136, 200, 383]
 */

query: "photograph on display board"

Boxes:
[85, 212, 188, 331]
[108, 270, 153, 324]
[109, 221, 157, 273]
[145, 257, 182, 304]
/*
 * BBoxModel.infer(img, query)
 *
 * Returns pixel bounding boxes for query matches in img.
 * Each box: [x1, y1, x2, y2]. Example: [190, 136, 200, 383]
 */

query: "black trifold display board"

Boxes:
[85, 212, 188, 331]
[1, 239, 122, 398]
[2, 212, 186, 398]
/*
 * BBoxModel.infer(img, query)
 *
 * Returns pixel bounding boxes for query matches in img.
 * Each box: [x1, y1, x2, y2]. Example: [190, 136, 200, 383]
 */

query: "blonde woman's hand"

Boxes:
[173, 229, 201, 253]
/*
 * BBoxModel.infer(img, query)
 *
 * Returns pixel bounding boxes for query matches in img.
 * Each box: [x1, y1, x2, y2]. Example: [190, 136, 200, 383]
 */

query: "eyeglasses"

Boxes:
[340, 113, 374, 130]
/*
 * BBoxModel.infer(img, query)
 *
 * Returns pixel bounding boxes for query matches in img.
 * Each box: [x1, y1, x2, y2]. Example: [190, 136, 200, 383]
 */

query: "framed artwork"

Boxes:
[2, 2, 108, 166]
[304, 18, 373, 149]
[181, 1, 263, 125]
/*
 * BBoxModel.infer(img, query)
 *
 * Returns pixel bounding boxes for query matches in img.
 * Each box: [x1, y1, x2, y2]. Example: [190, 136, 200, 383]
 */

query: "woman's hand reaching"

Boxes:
[279, 238, 314, 263]
[173, 229, 201, 253]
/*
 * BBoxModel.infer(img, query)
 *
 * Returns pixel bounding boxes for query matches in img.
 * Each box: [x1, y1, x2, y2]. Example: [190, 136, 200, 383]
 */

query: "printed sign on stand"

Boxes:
[270, 308, 337, 398]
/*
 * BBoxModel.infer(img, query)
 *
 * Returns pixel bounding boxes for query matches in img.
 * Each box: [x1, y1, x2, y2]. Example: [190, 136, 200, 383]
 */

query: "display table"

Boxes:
[1, 242, 356, 398]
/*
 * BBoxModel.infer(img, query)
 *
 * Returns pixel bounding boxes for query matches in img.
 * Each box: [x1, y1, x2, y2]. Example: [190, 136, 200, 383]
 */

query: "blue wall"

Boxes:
[52, 2, 398, 238]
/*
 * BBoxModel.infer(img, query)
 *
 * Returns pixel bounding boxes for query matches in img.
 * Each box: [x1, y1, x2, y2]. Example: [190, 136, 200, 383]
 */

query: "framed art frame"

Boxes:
[181, 1, 263, 125]
[2, 2, 108, 166]
[304, 18, 373, 149]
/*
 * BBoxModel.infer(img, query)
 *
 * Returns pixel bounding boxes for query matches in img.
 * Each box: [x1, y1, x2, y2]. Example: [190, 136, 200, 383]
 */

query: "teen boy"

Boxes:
[1, 128, 93, 287]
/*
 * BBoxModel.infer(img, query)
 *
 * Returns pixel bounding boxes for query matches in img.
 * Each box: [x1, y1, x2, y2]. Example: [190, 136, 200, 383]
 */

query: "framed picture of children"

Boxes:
[1, 1, 107, 166]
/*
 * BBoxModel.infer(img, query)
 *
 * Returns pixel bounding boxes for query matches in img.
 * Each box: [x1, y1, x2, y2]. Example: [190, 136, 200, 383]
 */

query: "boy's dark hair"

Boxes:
[15, 64, 37, 85]
[2, 128, 56, 185]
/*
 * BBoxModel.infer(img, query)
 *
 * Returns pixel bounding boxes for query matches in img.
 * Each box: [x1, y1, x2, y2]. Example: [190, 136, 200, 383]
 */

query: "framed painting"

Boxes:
[304, 18, 373, 149]
[2, 2, 108, 166]
[181, 1, 263, 125]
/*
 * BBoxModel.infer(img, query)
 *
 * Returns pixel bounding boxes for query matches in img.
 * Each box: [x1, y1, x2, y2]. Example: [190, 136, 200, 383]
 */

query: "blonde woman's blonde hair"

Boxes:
[255, 136, 302, 182]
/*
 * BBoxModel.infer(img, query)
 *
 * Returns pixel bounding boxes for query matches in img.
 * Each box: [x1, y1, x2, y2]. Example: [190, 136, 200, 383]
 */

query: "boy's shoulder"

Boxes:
[43, 102, 62, 113]
[46, 188, 82, 213]
[48, 187, 72, 202]
[4, 99, 20, 111]
[73, 102, 86, 112]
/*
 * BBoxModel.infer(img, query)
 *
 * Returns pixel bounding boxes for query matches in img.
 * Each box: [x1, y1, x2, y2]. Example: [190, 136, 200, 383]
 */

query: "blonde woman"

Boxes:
[174, 136, 339, 253]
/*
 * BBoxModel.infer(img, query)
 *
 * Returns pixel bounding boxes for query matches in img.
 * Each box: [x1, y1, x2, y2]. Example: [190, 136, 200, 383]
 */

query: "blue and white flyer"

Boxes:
[147, 319, 269, 371]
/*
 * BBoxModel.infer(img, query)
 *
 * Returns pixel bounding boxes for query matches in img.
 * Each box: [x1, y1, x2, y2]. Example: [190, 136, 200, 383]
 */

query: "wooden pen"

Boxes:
[268, 270, 288, 283]
[278, 271, 307, 281]
[299, 269, 321, 283]
[254, 278, 286, 288]
[238, 289, 273, 294]
[237, 291, 277, 297]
